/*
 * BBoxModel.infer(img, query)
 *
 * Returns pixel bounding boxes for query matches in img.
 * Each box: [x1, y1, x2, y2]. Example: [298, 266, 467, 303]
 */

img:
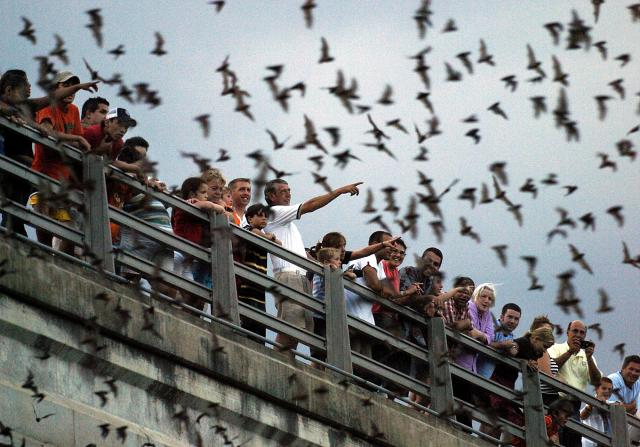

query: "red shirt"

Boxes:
[83, 124, 123, 161]
[373, 260, 400, 314]
[32, 103, 82, 180]
[171, 208, 209, 246]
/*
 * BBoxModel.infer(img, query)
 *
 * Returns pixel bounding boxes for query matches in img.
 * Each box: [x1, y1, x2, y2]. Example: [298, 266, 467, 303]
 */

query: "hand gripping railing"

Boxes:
[1, 115, 634, 447]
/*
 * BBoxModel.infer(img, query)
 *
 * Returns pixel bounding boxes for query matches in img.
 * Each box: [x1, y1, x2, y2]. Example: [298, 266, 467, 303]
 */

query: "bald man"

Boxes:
[548, 320, 602, 447]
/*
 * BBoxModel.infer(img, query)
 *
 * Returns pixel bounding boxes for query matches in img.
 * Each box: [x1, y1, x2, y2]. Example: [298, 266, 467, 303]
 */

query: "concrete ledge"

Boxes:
[0, 237, 490, 447]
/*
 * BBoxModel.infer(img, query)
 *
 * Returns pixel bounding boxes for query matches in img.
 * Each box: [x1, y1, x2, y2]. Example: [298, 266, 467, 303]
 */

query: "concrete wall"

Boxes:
[0, 237, 491, 447]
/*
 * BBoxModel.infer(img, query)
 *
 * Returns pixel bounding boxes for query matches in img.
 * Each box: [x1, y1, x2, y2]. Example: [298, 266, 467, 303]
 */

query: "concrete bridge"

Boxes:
[0, 236, 489, 447]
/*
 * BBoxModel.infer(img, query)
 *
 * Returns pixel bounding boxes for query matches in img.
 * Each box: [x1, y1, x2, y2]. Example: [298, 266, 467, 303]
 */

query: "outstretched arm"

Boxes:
[30, 81, 100, 111]
[299, 182, 362, 216]
[350, 236, 400, 260]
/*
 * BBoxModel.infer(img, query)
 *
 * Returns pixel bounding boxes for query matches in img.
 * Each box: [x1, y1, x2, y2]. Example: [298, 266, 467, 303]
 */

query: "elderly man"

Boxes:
[608, 355, 640, 415]
[548, 320, 602, 447]
[264, 178, 362, 351]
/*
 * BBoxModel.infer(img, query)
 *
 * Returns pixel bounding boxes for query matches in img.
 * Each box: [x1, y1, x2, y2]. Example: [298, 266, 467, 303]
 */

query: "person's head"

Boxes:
[180, 177, 208, 202]
[228, 178, 251, 209]
[201, 168, 226, 202]
[0, 70, 30, 104]
[529, 327, 555, 357]
[530, 315, 553, 332]
[104, 108, 137, 140]
[368, 230, 394, 260]
[472, 283, 496, 312]
[52, 71, 80, 105]
[430, 271, 444, 295]
[387, 239, 407, 268]
[423, 295, 439, 318]
[421, 247, 443, 275]
[264, 179, 290, 206]
[81, 97, 110, 125]
[500, 303, 522, 333]
[548, 398, 574, 426]
[321, 232, 347, 260]
[452, 276, 475, 308]
[566, 320, 587, 347]
[245, 203, 270, 230]
[621, 355, 640, 386]
[595, 377, 614, 400]
[222, 186, 232, 207]
[317, 247, 341, 270]
[117, 136, 149, 163]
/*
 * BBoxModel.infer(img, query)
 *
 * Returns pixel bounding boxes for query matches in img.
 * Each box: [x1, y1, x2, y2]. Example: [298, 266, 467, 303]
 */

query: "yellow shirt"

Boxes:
[547, 342, 600, 392]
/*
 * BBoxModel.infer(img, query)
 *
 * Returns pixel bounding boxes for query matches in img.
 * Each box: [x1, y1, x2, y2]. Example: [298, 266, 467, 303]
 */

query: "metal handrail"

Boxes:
[0, 115, 631, 447]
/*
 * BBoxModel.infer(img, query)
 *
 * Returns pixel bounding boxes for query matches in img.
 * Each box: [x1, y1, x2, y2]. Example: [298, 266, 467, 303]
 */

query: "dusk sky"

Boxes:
[2, 0, 639, 377]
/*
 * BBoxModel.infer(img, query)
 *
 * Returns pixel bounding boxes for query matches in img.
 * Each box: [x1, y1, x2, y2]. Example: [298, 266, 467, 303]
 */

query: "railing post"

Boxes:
[82, 153, 114, 273]
[324, 266, 352, 373]
[210, 213, 240, 325]
[427, 317, 454, 414]
[522, 361, 547, 447]
[610, 404, 630, 447]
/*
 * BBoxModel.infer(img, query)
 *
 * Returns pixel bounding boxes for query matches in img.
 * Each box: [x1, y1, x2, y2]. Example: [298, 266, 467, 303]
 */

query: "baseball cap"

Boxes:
[105, 108, 137, 127]
[53, 71, 80, 85]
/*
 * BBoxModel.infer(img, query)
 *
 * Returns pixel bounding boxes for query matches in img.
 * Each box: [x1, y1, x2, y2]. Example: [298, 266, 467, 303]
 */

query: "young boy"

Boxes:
[546, 398, 575, 445]
[235, 203, 280, 338]
[171, 177, 225, 308]
[580, 377, 614, 447]
[311, 247, 356, 365]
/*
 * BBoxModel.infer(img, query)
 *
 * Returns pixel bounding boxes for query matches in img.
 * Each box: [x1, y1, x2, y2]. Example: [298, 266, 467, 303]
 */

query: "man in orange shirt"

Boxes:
[31, 71, 94, 252]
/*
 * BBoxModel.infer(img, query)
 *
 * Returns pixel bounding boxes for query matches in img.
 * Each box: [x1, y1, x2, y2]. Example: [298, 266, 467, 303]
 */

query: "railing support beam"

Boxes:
[83, 154, 114, 273]
[522, 361, 547, 447]
[210, 213, 239, 325]
[427, 317, 454, 415]
[610, 404, 630, 447]
[324, 267, 352, 373]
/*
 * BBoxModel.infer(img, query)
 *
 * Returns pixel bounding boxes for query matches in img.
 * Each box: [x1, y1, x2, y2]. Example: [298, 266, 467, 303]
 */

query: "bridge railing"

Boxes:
[0, 115, 635, 447]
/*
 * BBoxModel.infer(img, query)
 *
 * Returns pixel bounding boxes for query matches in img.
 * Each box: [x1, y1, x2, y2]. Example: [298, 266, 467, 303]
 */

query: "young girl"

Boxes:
[171, 177, 225, 308]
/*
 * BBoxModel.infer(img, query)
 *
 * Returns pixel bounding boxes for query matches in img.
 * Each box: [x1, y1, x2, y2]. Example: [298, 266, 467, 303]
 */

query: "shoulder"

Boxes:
[268, 203, 302, 219]
[547, 342, 567, 356]
[83, 124, 101, 138]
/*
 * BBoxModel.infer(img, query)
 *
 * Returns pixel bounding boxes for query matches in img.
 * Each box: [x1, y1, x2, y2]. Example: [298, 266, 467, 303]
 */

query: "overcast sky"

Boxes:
[2, 1, 639, 376]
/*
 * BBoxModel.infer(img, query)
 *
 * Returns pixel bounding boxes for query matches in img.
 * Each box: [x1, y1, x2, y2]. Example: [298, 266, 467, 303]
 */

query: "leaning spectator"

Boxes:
[228, 178, 251, 225]
[548, 320, 602, 447]
[440, 275, 476, 426]
[399, 246, 442, 295]
[608, 354, 640, 415]
[580, 377, 614, 447]
[234, 203, 281, 339]
[30, 71, 98, 252]
[530, 315, 563, 406]
[171, 177, 225, 308]
[263, 178, 362, 351]
[310, 247, 355, 366]
[542, 398, 575, 447]
[477, 302, 521, 379]
[116, 138, 176, 298]
[201, 168, 229, 211]
[80, 96, 109, 128]
[83, 108, 139, 244]
[482, 326, 555, 442]
[0, 69, 54, 236]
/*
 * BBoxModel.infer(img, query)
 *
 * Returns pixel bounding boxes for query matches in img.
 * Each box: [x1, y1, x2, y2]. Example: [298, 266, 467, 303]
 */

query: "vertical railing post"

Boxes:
[522, 361, 547, 447]
[324, 267, 352, 373]
[210, 213, 239, 325]
[427, 317, 454, 414]
[610, 404, 630, 447]
[82, 153, 114, 273]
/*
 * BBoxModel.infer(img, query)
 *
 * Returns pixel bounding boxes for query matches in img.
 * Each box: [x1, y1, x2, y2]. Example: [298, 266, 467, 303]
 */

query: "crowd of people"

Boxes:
[1, 69, 639, 447]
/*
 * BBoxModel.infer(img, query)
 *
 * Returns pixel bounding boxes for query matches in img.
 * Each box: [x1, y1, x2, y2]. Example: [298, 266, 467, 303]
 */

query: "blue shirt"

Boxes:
[477, 324, 514, 378]
[608, 371, 640, 406]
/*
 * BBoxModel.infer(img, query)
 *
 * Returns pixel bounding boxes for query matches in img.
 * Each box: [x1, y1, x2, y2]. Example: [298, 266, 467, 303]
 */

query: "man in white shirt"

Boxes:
[608, 355, 640, 415]
[264, 178, 362, 351]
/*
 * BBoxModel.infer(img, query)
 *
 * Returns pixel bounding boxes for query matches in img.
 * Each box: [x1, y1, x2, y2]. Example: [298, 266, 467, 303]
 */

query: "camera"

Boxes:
[580, 340, 594, 350]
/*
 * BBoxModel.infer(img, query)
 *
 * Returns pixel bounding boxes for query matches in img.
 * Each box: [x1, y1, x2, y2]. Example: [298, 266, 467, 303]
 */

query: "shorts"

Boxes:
[30, 192, 73, 222]
[274, 271, 313, 332]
